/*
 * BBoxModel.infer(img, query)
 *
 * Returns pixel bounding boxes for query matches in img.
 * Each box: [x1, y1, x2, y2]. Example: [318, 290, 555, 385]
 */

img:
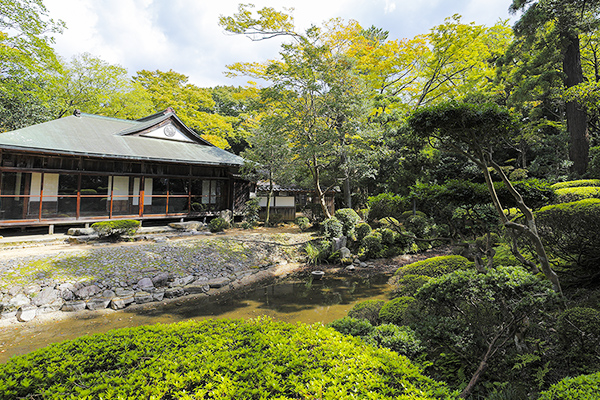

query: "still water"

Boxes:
[0, 274, 392, 364]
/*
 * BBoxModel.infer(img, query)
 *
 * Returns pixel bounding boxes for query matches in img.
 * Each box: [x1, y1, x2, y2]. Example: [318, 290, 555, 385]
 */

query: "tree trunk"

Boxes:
[312, 157, 332, 219]
[563, 33, 589, 176]
[265, 172, 273, 227]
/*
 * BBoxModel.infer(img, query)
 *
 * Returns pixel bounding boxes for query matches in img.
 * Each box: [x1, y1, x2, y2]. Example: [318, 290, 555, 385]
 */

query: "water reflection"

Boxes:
[0, 274, 392, 363]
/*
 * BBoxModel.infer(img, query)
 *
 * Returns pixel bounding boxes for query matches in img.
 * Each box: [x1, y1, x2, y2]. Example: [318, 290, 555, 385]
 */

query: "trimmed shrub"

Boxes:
[295, 216, 310, 231]
[209, 217, 230, 232]
[391, 274, 431, 298]
[359, 231, 383, 259]
[555, 186, 600, 203]
[320, 217, 343, 239]
[551, 179, 600, 190]
[556, 307, 600, 373]
[365, 324, 424, 359]
[347, 299, 385, 325]
[400, 210, 427, 221]
[535, 199, 600, 269]
[380, 228, 396, 245]
[91, 219, 140, 241]
[0, 318, 455, 399]
[367, 192, 407, 221]
[334, 208, 361, 237]
[355, 222, 372, 242]
[394, 255, 472, 278]
[328, 316, 374, 337]
[538, 372, 600, 400]
[379, 296, 416, 325]
[244, 198, 260, 224]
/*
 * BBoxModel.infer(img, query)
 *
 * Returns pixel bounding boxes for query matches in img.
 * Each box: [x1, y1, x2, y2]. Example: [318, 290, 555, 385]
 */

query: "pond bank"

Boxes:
[0, 228, 315, 325]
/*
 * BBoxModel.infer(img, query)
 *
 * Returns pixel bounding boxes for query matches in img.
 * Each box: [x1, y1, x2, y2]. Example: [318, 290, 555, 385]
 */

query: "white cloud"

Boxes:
[44, 0, 516, 87]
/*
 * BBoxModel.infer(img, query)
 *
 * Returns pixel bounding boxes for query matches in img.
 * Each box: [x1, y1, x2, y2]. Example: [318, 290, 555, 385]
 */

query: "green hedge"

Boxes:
[0, 319, 455, 399]
[347, 299, 385, 325]
[91, 219, 140, 240]
[379, 296, 416, 325]
[538, 372, 600, 400]
[551, 179, 600, 190]
[535, 199, 600, 269]
[554, 186, 600, 203]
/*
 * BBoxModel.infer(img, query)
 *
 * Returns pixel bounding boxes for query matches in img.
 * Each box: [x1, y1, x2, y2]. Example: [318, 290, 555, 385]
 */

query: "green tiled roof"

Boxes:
[0, 111, 244, 167]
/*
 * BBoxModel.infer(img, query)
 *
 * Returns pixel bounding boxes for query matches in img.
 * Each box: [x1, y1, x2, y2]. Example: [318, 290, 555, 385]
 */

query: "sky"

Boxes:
[43, 0, 519, 88]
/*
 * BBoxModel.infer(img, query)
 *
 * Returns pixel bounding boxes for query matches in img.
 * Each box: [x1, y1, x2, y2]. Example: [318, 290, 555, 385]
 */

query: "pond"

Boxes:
[0, 273, 392, 364]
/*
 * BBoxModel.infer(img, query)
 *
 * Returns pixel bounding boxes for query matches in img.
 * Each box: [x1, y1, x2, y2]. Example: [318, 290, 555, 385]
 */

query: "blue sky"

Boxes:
[44, 0, 518, 88]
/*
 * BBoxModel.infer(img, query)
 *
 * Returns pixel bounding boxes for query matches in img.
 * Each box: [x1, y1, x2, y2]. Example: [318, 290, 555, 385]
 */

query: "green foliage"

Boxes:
[554, 186, 600, 203]
[295, 216, 310, 231]
[535, 199, 600, 270]
[359, 231, 383, 259]
[334, 208, 361, 237]
[367, 192, 407, 221]
[588, 147, 600, 177]
[328, 316, 374, 337]
[394, 255, 472, 278]
[304, 240, 332, 264]
[538, 372, 600, 400]
[411, 266, 559, 395]
[347, 299, 385, 325]
[320, 217, 343, 239]
[209, 217, 230, 232]
[364, 324, 424, 359]
[380, 228, 396, 245]
[379, 296, 416, 325]
[0, 318, 456, 399]
[391, 274, 432, 298]
[244, 198, 260, 224]
[91, 220, 140, 241]
[556, 307, 600, 374]
[354, 222, 372, 242]
[551, 180, 600, 190]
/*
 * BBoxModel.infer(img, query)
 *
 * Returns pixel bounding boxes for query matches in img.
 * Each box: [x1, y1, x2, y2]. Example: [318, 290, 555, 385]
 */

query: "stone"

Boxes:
[339, 247, 352, 259]
[102, 290, 116, 300]
[86, 297, 111, 310]
[32, 287, 60, 307]
[151, 272, 169, 287]
[60, 289, 75, 301]
[1, 311, 17, 320]
[110, 297, 126, 310]
[168, 221, 204, 231]
[115, 288, 135, 298]
[219, 209, 233, 223]
[121, 295, 135, 306]
[61, 300, 87, 312]
[8, 294, 30, 309]
[134, 291, 153, 304]
[37, 299, 64, 314]
[67, 227, 95, 236]
[68, 235, 99, 244]
[345, 265, 356, 271]
[183, 283, 210, 294]
[152, 289, 165, 301]
[75, 285, 101, 299]
[164, 287, 185, 298]
[8, 286, 23, 296]
[206, 277, 230, 289]
[332, 236, 348, 252]
[23, 284, 42, 296]
[137, 278, 154, 290]
[16, 305, 37, 322]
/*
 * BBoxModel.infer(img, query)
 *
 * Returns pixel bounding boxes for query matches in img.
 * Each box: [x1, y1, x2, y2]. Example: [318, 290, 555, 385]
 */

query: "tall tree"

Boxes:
[408, 101, 563, 295]
[510, 0, 600, 175]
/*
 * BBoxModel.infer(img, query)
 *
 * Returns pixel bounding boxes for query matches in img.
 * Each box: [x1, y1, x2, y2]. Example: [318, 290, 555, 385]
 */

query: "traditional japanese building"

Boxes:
[0, 108, 249, 231]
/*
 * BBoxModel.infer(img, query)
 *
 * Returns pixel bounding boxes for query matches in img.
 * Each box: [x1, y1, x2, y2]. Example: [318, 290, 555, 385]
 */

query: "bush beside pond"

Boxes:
[0, 318, 455, 399]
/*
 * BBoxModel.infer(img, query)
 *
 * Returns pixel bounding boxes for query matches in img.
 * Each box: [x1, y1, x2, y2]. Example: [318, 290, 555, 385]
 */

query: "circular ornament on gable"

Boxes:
[164, 125, 176, 137]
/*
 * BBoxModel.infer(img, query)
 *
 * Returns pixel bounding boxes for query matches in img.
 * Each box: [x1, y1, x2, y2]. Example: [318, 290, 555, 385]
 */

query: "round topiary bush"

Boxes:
[320, 217, 343, 239]
[209, 217, 230, 232]
[380, 228, 396, 245]
[538, 372, 600, 400]
[327, 316, 374, 337]
[334, 208, 361, 237]
[355, 222, 372, 242]
[360, 231, 383, 259]
[0, 319, 454, 399]
[91, 219, 140, 241]
[391, 274, 431, 298]
[394, 255, 472, 278]
[364, 324, 424, 359]
[295, 216, 310, 231]
[379, 296, 416, 325]
[556, 307, 600, 369]
[347, 299, 385, 325]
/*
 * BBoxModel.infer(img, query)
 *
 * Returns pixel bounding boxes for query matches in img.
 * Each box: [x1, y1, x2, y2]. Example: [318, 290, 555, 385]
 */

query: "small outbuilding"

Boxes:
[0, 108, 250, 230]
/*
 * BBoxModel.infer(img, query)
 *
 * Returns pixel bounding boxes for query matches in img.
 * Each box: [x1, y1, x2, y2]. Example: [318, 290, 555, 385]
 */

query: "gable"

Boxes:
[141, 123, 194, 143]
